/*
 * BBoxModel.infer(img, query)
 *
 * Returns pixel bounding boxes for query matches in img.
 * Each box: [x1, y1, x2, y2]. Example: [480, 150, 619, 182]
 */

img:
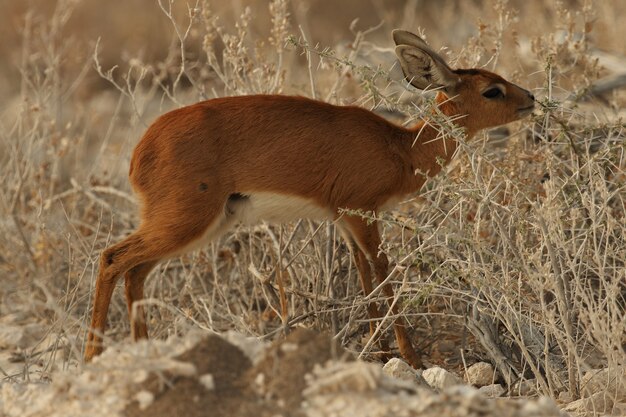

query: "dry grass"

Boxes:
[1, 0, 625, 411]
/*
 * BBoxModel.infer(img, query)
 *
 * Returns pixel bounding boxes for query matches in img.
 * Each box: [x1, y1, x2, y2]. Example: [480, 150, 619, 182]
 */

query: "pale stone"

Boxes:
[478, 383, 505, 398]
[465, 362, 496, 387]
[422, 366, 463, 390]
[199, 373, 215, 391]
[511, 378, 537, 396]
[564, 391, 615, 415]
[557, 391, 574, 403]
[382, 358, 430, 388]
[382, 358, 415, 382]
[611, 402, 626, 416]
[135, 390, 154, 410]
[563, 398, 584, 414]
[581, 366, 626, 402]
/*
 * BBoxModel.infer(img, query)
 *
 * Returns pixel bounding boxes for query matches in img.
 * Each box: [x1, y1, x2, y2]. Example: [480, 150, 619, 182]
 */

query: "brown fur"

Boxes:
[84, 34, 535, 368]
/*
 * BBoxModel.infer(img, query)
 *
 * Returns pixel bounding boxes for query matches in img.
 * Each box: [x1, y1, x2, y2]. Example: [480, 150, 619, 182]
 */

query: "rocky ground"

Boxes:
[2, 320, 624, 417]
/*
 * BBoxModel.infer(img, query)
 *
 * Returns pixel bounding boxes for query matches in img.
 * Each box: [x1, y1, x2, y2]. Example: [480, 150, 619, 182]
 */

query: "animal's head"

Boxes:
[393, 30, 535, 134]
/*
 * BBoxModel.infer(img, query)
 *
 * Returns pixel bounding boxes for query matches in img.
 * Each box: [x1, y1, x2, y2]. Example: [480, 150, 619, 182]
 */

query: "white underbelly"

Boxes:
[232, 192, 334, 224]
[176, 193, 332, 256]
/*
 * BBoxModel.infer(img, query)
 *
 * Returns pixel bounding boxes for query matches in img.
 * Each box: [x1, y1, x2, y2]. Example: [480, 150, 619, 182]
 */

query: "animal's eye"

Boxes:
[482, 87, 504, 99]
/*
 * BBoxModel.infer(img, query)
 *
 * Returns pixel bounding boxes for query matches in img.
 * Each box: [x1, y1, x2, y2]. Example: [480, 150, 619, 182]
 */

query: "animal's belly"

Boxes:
[230, 192, 334, 224]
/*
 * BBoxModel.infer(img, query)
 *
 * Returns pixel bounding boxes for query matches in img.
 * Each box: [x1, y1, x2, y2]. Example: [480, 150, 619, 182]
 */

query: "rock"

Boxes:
[564, 391, 615, 415]
[199, 373, 215, 390]
[612, 402, 626, 416]
[305, 361, 383, 395]
[581, 366, 626, 402]
[382, 358, 415, 382]
[382, 358, 430, 388]
[562, 398, 585, 414]
[564, 366, 626, 415]
[511, 378, 537, 396]
[478, 383, 505, 398]
[422, 366, 463, 390]
[135, 390, 154, 410]
[465, 362, 496, 387]
[558, 391, 574, 403]
[2, 329, 575, 417]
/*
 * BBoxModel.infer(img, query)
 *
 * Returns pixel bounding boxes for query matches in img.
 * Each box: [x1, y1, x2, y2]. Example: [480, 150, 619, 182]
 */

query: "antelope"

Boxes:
[84, 30, 535, 368]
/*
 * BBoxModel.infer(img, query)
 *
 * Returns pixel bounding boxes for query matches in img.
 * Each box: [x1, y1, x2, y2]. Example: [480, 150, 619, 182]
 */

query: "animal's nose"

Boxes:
[527, 90, 535, 101]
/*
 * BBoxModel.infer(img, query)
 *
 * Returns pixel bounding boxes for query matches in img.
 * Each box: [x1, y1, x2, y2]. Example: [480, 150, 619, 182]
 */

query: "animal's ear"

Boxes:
[393, 29, 460, 92]
[392, 29, 432, 50]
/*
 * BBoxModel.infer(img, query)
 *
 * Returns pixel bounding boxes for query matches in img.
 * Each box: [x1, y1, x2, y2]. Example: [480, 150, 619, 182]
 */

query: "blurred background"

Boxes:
[1, 0, 624, 100]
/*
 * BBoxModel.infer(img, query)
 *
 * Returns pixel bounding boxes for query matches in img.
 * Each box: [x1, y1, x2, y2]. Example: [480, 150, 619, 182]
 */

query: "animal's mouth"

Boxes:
[517, 105, 535, 116]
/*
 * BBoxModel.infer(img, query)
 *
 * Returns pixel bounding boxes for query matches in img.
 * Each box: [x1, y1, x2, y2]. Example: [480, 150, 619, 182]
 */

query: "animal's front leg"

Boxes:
[342, 216, 423, 369]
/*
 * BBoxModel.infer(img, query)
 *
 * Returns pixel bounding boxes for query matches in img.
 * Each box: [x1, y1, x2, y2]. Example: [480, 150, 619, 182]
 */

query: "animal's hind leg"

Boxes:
[124, 261, 158, 341]
[85, 194, 234, 362]
[85, 232, 154, 361]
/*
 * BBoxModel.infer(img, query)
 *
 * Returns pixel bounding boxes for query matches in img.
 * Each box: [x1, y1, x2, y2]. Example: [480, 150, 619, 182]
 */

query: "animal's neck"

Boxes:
[404, 92, 473, 180]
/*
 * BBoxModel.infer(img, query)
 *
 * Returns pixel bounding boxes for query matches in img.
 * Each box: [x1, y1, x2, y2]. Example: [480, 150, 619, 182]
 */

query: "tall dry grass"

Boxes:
[0, 0, 624, 408]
